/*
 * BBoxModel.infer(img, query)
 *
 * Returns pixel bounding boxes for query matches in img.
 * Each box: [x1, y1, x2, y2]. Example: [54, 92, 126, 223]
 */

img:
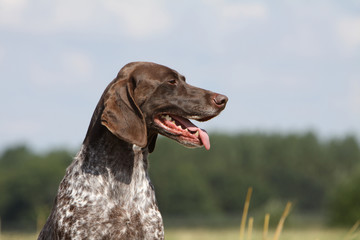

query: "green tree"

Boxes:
[0, 145, 72, 230]
[328, 166, 360, 225]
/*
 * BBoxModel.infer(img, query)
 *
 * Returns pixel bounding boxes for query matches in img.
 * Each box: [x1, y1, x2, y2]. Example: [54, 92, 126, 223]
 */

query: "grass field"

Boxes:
[166, 228, 352, 240]
[0, 228, 353, 240]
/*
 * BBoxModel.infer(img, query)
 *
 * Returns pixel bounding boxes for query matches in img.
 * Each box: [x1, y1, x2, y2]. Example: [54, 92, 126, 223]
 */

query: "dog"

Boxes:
[38, 62, 228, 239]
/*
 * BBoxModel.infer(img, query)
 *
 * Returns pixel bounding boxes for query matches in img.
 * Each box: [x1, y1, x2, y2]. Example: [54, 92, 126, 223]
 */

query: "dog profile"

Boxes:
[38, 62, 228, 239]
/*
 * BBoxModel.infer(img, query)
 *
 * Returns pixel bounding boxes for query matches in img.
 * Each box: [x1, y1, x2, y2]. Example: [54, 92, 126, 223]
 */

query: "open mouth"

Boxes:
[154, 114, 211, 150]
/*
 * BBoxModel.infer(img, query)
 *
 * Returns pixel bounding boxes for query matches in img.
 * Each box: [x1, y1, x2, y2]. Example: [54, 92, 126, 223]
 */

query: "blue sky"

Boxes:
[0, 0, 359, 151]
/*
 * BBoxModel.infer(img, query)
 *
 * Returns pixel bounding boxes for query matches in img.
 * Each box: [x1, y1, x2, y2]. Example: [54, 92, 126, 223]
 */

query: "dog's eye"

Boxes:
[168, 79, 177, 85]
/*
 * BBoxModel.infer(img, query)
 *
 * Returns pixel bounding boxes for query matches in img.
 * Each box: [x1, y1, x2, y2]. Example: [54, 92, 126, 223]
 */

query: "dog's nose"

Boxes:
[213, 94, 228, 108]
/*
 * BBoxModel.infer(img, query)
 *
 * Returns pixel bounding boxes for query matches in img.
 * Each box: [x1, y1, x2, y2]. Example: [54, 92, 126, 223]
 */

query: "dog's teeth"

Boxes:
[164, 115, 172, 121]
[194, 131, 199, 137]
[185, 129, 189, 132]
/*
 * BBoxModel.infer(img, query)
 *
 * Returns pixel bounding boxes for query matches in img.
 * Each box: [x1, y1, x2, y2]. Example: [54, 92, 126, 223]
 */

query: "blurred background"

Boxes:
[0, 0, 359, 238]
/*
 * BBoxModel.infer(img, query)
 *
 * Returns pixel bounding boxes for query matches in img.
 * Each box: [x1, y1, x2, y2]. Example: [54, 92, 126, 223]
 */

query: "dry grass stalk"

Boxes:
[240, 187, 253, 240]
[344, 220, 360, 240]
[263, 213, 270, 240]
[273, 201, 292, 240]
[247, 217, 254, 240]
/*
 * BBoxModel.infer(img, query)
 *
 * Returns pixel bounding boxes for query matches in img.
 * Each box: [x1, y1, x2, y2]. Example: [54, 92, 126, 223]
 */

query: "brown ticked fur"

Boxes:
[38, 62, 227, 240]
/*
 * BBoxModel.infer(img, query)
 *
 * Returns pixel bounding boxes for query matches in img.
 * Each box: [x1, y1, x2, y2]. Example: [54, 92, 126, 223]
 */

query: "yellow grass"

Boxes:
[239, 188, 293, 240]
[240, 187, 253, 240]
[0, 232, 38, 240]
[263, 214, 270, 240]
[0, 228, 353, 240]
[165, 228, 350, 240]
[273, 202, 292, 240]
[247, 217, 254, 240]
[0, 188, 356, 240]
[345, 220, 360, 240]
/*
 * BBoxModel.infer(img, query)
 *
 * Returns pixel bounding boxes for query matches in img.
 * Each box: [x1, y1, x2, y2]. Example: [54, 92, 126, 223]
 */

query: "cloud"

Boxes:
[0, 0, 28, 27]
[336, 16, 360, 51]
[202, 0, 267, 20]
[52, 0, 98, 30]
[1, 119, 41, 139]
[266, 2, 360, 59]
[0, 44, 4, 64]
[29, 51, 93, 87]
[279, 26, 325, 58]
[62, 51, 93, 79]
[347, 78, 360, 116]
[0, 0, 172, 39]
[220, 2, 267, 20]
[103, 0, 172, 39]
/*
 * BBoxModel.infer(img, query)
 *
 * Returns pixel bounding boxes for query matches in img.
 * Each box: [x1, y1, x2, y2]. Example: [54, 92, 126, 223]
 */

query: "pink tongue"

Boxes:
[171, 115, 211, 150]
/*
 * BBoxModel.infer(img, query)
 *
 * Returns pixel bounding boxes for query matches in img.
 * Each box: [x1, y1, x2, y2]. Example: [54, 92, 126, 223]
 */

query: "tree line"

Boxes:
[0, 132, 359, 231]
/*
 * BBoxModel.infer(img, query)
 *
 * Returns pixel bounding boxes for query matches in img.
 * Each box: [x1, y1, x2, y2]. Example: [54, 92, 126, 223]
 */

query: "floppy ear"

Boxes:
[101, 78, 147, 147]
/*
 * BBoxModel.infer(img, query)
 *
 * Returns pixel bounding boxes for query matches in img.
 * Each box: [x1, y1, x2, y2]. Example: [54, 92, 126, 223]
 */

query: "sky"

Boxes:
[0, 0, 360, 151]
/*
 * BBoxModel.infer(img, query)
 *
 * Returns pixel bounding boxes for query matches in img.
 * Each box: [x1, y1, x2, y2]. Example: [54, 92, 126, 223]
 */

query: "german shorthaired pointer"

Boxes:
[38, 62, 228, 240]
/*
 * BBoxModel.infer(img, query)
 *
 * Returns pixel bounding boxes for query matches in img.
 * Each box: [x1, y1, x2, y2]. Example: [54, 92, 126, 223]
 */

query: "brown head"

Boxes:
[85, 62, 228, 152]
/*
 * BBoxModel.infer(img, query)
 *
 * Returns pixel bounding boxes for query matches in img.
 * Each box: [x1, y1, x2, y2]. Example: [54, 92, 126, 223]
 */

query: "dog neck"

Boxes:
[81, 119, 149, 184]
[41, 126, 162, 239]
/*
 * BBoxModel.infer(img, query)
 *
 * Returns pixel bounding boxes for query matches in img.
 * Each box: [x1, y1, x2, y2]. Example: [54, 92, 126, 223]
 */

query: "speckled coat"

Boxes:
[38, 62, 227, 240]
[39, 132, 164, 239]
